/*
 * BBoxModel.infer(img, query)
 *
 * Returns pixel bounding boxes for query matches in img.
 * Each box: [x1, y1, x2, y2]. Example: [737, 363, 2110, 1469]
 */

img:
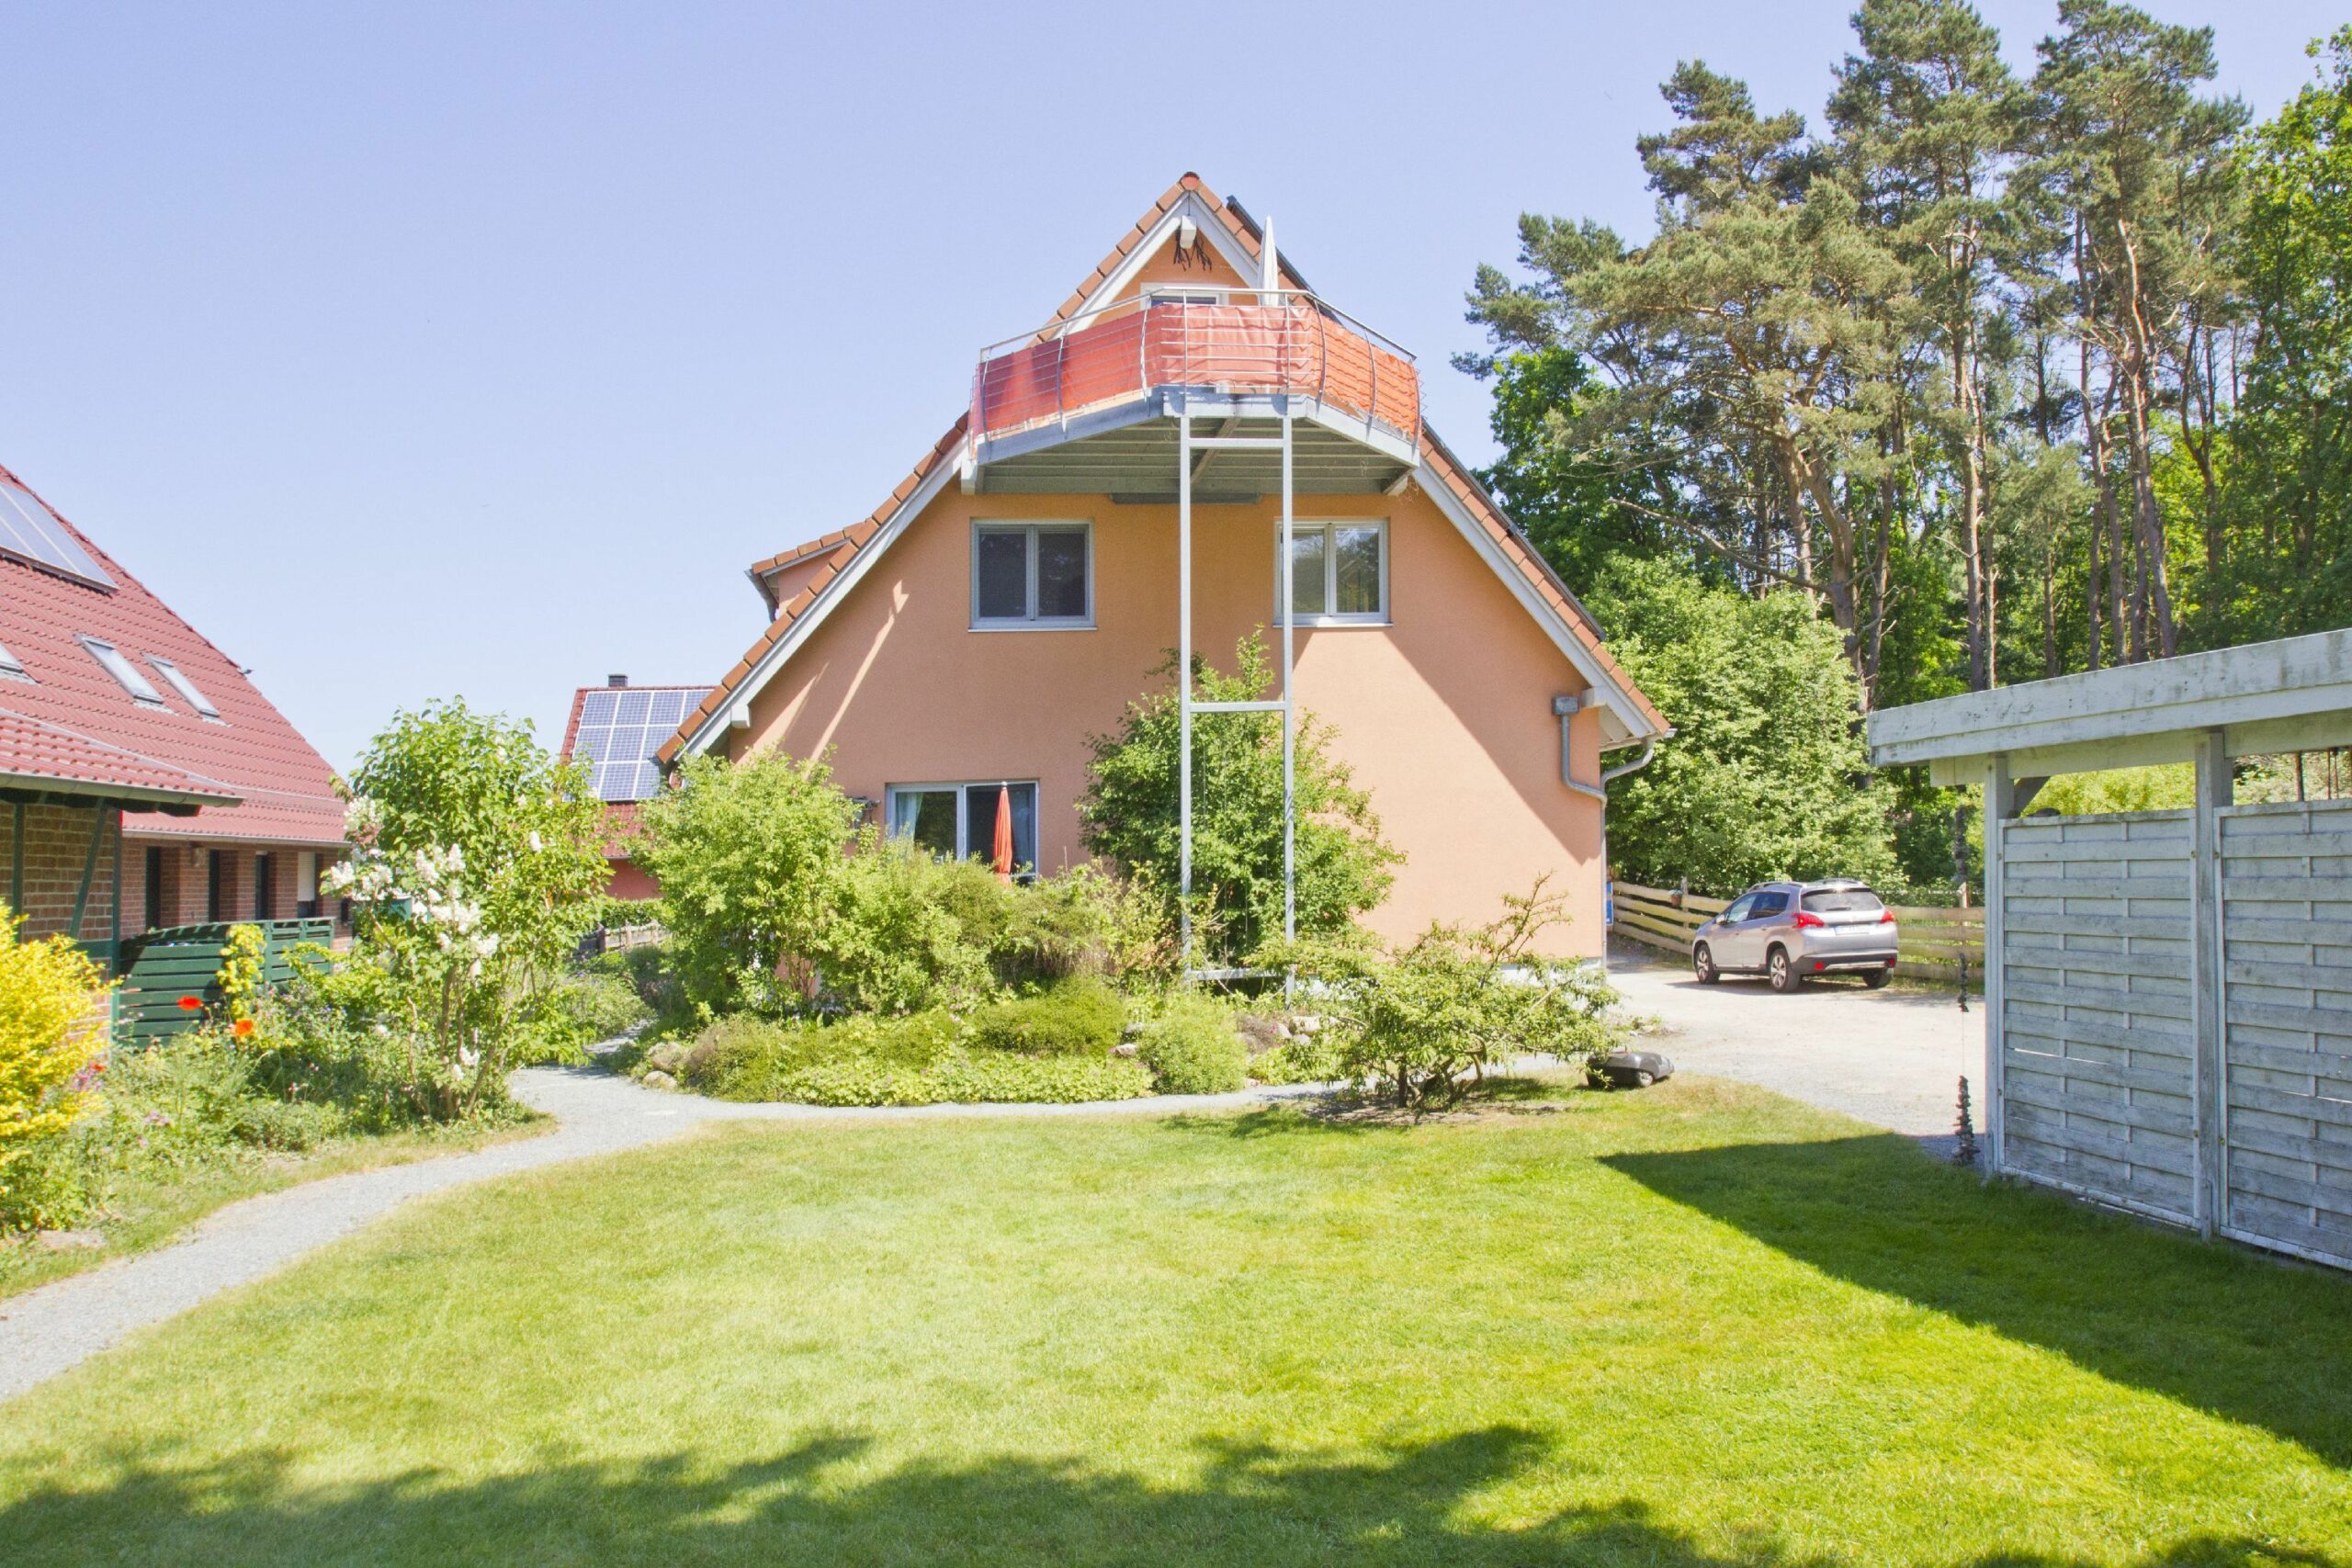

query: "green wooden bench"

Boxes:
[112, 918, 335, 1051]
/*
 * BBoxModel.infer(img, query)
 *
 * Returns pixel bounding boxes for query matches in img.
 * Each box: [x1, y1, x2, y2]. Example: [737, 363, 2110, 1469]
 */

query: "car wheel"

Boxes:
[1693, 943, 1720, 985]
[1634, 1069, 1656, 1088]
[1863, 966, 1892, 990]
[1768, 946, 1800, 994]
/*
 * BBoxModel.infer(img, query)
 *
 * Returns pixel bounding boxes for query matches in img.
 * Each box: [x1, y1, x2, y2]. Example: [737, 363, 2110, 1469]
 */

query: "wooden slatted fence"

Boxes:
[113, 918, 334, 1050]
[1612, 880, 1984, 987]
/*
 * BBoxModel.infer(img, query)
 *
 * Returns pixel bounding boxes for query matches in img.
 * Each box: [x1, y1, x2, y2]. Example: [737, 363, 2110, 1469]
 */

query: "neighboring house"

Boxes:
[658, 176, 1668, 957]
[0, 462, 347, 971]
[557, 675, 710, 901]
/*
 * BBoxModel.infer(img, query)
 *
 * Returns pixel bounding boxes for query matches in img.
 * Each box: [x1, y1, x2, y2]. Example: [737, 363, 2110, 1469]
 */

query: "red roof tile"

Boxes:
[0, 464, 348, 845]
[0, 705, 239, 804]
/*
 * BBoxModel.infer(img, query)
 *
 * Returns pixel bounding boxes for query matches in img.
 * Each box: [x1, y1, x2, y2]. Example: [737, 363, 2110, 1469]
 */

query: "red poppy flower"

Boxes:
[232, 1018, 256, 1038]
[176, 996, 203, 1011]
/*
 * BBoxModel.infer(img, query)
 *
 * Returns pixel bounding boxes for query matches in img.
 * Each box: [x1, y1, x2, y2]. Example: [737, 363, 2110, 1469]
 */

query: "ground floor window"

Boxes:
[252, 852, 275, 920]
[887, 781, 1039, 878]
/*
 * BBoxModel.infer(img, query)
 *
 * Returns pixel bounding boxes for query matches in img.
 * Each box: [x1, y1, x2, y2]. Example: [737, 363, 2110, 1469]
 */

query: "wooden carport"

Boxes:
[1869, 628, 2352, 1269]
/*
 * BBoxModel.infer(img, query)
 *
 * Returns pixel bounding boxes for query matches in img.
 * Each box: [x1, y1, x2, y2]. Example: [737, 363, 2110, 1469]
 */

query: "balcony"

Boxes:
[966, 288, 1420, 501]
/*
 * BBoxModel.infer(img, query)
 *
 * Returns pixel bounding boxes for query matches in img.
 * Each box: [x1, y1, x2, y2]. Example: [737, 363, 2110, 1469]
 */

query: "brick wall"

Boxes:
[0, 799, 119, 945]
[116, 838, 349, 936]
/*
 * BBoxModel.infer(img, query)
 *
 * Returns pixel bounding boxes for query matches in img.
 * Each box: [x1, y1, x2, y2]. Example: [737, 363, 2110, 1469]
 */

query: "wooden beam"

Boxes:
[1872, 626, 2352, 769]
[2189, 728, 2232, 1238]
[69, 800, 106, 941]
[1983, 754, 2013, 1178]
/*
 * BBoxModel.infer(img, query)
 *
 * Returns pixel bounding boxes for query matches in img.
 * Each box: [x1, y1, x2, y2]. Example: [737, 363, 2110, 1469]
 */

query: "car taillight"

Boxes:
[1878, 908, 1896, 924]
[1792, 911, 1825, 929]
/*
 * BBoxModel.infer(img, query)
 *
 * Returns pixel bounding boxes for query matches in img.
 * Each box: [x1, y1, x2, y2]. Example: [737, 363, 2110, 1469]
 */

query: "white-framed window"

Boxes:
[79, 636, 166, 707]
[1277, 519, 1388, 626]
[887, 780, 1040, 880]
[972, 522, 1091, 628]
[148, 657, 222, 721]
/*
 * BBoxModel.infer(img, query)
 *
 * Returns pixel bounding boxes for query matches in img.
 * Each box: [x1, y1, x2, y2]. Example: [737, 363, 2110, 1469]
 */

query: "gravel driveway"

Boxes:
[1608, 942, 1988, 1146]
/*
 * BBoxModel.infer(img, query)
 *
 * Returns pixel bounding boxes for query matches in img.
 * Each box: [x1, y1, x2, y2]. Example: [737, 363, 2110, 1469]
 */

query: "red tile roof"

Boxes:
[658, 175, 1667, 762]
[0, 707, 238, 805]
[0, 464, 347, 845]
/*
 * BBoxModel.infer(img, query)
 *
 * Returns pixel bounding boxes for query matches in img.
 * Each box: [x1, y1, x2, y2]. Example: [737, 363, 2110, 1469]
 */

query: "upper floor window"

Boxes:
[974, 522, 1091, 628]
[1280, 520, 1387, 626]
[79, 636, 166, 707]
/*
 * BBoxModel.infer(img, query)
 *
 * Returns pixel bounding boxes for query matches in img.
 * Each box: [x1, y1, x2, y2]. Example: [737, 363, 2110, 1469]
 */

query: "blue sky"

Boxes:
[2, 0, 2338, 769]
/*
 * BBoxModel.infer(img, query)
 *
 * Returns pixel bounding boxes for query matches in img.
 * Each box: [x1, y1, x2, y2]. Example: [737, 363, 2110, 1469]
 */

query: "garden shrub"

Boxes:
[1136, 993, 1247, 1095]
[1272, 878, 1622, 1109]
[0, 910, 109, 1178]
[673, 1004, 1150, 1107]
[967, 977, 1126, 1057]
[215, 923, 266, 1024]
[1081, 634, 1401, 963]
[812, 837, 996, 1014]
[635, 752, 861, 1015]
[511, 967, 651, 1065]
[1245, 1032, 1341, 1087]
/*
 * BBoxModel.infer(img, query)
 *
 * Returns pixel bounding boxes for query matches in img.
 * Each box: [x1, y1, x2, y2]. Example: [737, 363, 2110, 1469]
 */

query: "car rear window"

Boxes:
[1803, 888, 1885, 914]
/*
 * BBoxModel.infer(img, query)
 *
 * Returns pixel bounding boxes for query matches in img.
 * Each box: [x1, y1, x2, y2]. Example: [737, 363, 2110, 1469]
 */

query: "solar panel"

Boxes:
[577, 687, 712, 802]
[0, 481, 117, 591]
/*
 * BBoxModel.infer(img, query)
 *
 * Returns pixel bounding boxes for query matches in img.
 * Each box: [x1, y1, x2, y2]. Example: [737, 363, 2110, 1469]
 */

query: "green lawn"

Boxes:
[2, 1076, 2347, 1566]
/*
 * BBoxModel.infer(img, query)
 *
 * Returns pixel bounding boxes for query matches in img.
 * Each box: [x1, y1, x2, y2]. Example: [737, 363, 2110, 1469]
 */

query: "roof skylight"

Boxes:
[80, 637, 165, 707]
[149, 656, 221, 719]
[0, 480, 117, 591]
[0, 642, 27, 682]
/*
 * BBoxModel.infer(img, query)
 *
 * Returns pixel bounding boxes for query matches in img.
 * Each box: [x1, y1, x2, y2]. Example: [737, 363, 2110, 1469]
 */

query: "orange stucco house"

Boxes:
[657, 176, 1668, 958]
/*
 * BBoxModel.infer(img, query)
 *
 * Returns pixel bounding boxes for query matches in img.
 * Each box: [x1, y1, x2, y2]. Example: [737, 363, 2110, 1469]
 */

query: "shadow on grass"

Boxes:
[1607, 1134, 2352, 1469]
[4, 1424, 2336, 1567]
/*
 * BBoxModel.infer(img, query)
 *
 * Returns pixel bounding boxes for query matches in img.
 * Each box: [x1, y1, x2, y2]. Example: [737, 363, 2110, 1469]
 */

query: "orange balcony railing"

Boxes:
[971, 288, 1419, 453]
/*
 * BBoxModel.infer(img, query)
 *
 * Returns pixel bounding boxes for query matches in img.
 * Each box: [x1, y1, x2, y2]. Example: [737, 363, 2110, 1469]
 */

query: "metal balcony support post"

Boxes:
[1178, 400, 1193, 965]
[1281, 401, 1296, 949]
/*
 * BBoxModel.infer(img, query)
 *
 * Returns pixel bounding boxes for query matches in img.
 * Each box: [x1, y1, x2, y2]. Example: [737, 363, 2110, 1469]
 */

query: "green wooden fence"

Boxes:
[113, 918, 335, 1050]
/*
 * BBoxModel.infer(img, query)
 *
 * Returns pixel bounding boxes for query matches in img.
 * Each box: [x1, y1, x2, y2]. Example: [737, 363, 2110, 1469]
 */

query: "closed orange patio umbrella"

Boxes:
[991, 784, 1014, 883]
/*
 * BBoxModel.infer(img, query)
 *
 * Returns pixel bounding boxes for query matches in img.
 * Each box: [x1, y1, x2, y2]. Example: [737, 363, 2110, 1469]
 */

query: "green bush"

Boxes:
[1080, 634, 1400, 964]
[968, 978, 1126, 1057]
[635, 751, 862, 1015]
[674, 1005, 1149, 1108]
[1138, 994, 1247, 1095]
[813, 838, 998, 1014]
[1244, 1033, 1340, 1086]
[511, 968, 651, 1065]
[757, 1051, 1150, 1108]
[1271, 880, 1622, 1109]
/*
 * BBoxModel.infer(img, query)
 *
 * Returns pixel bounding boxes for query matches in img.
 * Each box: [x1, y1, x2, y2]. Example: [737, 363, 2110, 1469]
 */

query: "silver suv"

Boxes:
[1690, 880, 1898, 992]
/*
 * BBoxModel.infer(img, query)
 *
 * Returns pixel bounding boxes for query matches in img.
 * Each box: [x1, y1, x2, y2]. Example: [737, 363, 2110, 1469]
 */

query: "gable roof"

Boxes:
[662, 175, 1668, 764]
[0, 464, 347, 844]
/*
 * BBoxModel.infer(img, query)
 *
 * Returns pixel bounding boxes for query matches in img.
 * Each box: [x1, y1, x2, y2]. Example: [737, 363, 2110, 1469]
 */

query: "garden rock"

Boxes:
[641, 1069, 678, 1090]
[1236, 1014, 1286, 1055]
[1110, 1043, 1139, 1059]
[645, 1043, 689, 1076]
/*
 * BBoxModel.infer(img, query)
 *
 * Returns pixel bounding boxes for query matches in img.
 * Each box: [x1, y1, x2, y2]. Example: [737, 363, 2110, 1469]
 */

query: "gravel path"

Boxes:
[1608, 941, 1987, 1148]
[0, 1066, 1325, 1405]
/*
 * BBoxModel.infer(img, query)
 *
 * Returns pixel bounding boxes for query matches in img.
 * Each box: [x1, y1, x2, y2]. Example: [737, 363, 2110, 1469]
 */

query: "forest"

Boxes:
[1464, 0, 2352, 896]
